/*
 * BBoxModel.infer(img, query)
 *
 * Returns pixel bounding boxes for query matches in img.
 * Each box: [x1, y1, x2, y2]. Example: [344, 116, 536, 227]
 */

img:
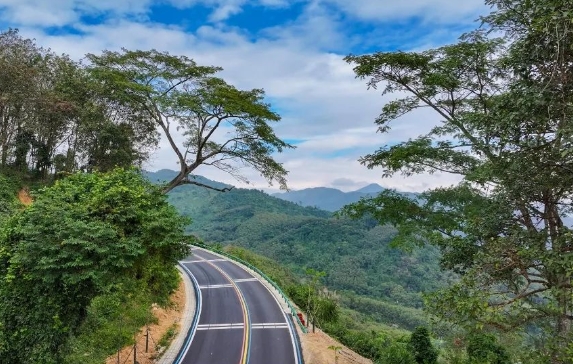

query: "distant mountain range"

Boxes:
[143, 169, 445, 329]
[272, 184, 385, 212]
[145, 169, 413, 212]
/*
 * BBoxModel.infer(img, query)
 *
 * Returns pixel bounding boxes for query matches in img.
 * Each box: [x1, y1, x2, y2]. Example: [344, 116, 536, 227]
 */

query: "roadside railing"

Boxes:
[191, 241, 308, 334]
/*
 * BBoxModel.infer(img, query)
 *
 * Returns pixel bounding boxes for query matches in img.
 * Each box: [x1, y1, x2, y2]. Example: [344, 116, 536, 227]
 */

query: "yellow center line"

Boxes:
[205, 260, 250, 364]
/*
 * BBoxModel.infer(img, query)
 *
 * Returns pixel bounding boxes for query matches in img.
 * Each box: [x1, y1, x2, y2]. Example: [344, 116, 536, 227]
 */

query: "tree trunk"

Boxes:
[0, 110, 9, 167]
[162, 161, 202, 194]
[557, 292, 571, 337]
[162, 168, 188, 194]
[552, 275, 572, 364]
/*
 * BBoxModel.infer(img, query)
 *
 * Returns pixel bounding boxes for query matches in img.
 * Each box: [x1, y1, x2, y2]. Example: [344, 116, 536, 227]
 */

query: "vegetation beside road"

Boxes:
[0, 169, 189, 363]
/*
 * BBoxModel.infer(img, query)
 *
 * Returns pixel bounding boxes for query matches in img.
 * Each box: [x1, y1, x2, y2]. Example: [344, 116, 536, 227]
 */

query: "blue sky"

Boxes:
[0, 0, 487, 192]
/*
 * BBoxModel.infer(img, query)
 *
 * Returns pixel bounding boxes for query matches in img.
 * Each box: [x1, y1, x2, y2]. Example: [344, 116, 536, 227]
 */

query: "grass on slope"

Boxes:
[220, 245, 420, 363]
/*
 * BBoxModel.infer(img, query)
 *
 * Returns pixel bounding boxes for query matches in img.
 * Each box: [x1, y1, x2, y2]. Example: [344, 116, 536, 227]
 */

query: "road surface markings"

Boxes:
[196, 323, 288, 330]
[196, 323, 244, 330]
[199, 284, 233, 289]
[252, 323, 289, 329]
[197, 253, 251, 364]
[181, 259, 226, 263]
[234, 278, 258, 282]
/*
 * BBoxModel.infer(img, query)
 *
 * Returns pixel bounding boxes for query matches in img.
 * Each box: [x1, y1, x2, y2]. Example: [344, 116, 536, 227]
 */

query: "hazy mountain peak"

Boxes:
[273, 185, 379, 212]
[355, 183, 384, 194]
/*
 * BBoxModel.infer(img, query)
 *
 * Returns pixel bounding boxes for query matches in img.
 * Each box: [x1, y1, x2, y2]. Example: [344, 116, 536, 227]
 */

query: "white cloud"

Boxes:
[0, 0, 299, 28]
[331, 177, 362, 188]
[209, 3, 244, 22]
[32, 19, 452, 191]
[165, 0, 248, 21]
[318, 0, 487, 24]
[0, 0, 153, 26]
[258, 0, 291, 6]
[164, 0, 294, 22]
[258, 155, 461, 192]
[261, 1, 348, 51]
[2, 0, 478, 193]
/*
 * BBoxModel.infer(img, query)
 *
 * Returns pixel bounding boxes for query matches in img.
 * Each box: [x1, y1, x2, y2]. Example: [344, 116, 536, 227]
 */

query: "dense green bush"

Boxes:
[0, 169, 189, 363]
[409, 327, 438, 364]
[466, 333, 511, 364]
[0, 173, 19, 220]
[63, 285, 158, 364]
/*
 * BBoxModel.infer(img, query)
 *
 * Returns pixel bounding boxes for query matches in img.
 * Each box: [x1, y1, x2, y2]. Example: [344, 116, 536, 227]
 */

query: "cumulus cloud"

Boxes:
[165, 0, 295, 22]
[1, 0, 479, 192]
[330, 178, 368, 191]
[318, 0, 487, 24]
[0, 0, 153, 26]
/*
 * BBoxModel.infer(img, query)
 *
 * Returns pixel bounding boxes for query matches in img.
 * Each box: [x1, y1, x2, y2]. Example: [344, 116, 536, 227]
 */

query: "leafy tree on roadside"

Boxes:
[0, 169, 189, 363]
[0, 174, 19, 221]
[343, 0, 573, 361]
[0, 30, 155, 178]
[409, 327, 438, 364]
[288, 268, 339, 333]
[87, 49, 293, 193]
[466, 333, 510, 364]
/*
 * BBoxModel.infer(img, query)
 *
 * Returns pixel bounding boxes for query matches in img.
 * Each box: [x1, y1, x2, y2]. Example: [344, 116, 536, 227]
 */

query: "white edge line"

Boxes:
[283, 304, 300, 364]
[175, 263, 203, 363]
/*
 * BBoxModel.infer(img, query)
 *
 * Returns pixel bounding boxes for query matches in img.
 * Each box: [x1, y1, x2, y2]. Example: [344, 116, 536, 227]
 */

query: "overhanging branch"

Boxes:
[179, 178, 234, 192]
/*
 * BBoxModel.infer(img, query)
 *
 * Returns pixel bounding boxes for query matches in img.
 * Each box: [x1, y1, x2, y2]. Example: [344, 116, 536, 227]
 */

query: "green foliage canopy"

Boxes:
[0, 169, 189, 363]
[466, 333, 510, 364]
[343, 0, 573, 360]
[409, 327, 438, 364]
[87, 49, 293, 193]
[0, 30, 155, 178]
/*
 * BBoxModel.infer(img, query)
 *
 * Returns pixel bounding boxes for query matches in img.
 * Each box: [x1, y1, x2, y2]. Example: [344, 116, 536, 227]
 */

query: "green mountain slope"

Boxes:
[272, 187, 377, 211]
[146, 169, 447, 328]
[272, 183, 419, 212]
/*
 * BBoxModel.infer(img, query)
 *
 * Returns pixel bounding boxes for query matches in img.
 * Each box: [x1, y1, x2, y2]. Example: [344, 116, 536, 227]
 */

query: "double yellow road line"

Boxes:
[206, 261, 251, 364]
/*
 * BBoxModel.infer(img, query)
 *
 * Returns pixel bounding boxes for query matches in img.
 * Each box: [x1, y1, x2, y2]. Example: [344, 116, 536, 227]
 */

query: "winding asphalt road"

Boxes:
[177, 248, 300, 364]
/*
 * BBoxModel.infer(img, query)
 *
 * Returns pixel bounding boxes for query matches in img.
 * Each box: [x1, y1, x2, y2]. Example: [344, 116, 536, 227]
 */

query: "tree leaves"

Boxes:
[345, 0, 573, 360]
[0, 169, 189, 363]
[87, 49, 293, 193]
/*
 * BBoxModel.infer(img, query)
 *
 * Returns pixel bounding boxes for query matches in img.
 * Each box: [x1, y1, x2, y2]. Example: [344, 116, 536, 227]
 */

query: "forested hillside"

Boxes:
[272, 185, 383, 211]
[147, 169, 447, 327]
[1, 0, 572, 362]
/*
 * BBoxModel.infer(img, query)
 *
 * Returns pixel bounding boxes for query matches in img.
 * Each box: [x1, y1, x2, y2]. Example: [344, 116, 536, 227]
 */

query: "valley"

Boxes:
[146, 169, 448, 331]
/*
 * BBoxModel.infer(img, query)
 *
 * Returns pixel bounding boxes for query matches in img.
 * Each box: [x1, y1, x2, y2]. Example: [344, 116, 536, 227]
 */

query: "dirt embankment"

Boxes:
[18, 188, 32, 205]
[301, 327, 372, 364]
[105, 280, 186, 364]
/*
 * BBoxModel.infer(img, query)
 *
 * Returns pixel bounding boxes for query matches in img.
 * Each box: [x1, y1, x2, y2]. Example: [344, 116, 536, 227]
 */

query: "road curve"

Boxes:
[177, 248, 300, 364]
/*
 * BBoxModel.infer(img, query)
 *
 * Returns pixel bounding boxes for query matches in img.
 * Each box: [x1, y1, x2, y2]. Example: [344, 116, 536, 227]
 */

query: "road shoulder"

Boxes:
[156, 265, 196, 364]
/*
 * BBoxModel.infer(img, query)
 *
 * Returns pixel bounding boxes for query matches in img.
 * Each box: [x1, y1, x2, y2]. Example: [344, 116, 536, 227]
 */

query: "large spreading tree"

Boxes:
[87, 49, 293, 193]
[343, 0, 573, 361]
